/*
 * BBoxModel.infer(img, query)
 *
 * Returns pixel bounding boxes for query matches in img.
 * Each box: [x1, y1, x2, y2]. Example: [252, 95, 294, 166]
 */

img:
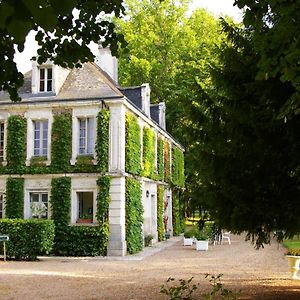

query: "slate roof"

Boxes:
[118, 86, 142, 110]
[0, 62, 123, 103]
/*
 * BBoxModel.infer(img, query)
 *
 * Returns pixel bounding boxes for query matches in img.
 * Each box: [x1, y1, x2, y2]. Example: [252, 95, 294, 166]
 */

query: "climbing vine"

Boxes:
[172, 189, 185, 236]
[125, 177, 143, 254]
[157, 185, 164, 241]
[96, 109, 110, 173]
[157, 136, 164, 181]
[51, 112, 72, 172]
[142, 127, 155, 178]
[125, 113, 142, 175]
[51, 177, 71, 254]
[164, 141, 171, 182]
[5, 177, 24, 218]
[6, 115, 26, 172]
[171, 145, 185, 188]
[96, 176, 111, 252]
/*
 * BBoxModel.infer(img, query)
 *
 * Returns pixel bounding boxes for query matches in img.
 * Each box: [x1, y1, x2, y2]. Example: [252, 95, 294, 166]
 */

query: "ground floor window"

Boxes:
[77, 192, 93, 223]
[30, 192, 48, 219]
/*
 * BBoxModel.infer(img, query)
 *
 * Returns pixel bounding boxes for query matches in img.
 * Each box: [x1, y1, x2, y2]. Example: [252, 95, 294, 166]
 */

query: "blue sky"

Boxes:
[14, 0, 242, 73]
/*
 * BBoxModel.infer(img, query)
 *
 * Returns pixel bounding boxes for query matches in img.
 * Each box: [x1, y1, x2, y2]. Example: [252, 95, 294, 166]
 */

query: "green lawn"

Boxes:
[283, 236, 300, 249]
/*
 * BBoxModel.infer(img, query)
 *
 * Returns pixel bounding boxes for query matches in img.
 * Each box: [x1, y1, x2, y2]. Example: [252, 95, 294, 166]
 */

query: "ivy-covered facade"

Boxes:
[0, 49, 184, 256]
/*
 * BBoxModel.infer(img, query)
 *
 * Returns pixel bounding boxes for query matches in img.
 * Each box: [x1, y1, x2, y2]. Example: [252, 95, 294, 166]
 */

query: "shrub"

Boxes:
[0, 219, 54, 260]
[55, 226, 107, 256]
[286, 248, 300, 256]
[5, 178, 24, 218]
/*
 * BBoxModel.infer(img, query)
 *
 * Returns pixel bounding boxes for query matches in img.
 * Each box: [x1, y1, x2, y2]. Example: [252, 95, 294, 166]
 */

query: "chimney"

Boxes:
[95, 44, 118, 83]
[150, 102, 166, 130]
[141, 83, 151, 117]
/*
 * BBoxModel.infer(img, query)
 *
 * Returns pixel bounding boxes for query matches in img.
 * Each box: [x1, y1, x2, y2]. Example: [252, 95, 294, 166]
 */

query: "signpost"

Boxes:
[0, 235, 9, 262]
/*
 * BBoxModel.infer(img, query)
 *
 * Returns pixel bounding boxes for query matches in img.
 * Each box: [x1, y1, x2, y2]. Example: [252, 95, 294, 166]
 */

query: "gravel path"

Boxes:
[0, 234, 299, 299]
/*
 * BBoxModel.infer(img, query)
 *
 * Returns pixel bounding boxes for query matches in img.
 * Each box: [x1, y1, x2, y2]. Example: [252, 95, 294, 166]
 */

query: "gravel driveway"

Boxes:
[0, 234, 299, 299]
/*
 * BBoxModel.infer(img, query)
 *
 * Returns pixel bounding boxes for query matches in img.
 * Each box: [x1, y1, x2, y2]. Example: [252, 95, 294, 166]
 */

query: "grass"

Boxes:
[282, 236, 300, 250]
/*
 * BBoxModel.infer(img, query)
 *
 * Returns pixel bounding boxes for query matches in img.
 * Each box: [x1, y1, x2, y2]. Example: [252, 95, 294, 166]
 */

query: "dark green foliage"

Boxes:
[157, 137, 164, 181]
[1, 0, 127, 101]
[6, 115, 26, 172]
[235, 0, 300, 118]
[96, 176, 111, 252]
[51, 177, 71, 254]
[51, 177, 71, 228]
[5, 178, 24, 218]
[125, 113, 142, 175]
[0, 219, 54, 260]
[142, 126, 155, 178]
[53, 225, 107, 256]
[125, 177, 144, 254]
[51, 112, 72, 172]
[188, 20, 300, 247]
[72, 155, 98, 173]
[157, 185, 164, 241]
[171, 145, 185, 187]
[96, 109, 110, 173]
[172, 189, 184, 236]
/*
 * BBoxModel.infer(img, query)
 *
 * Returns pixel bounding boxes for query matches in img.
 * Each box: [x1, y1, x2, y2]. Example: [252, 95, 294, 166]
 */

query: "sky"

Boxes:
[14, 0, 242, 74]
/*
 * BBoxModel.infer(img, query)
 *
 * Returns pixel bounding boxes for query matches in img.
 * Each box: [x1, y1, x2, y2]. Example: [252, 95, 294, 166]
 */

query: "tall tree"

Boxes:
[184, 19, 300, 247]
[0, 0, 127, 101]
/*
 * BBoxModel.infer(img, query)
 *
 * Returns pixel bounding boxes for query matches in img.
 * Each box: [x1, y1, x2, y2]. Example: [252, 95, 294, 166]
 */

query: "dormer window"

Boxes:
[39, 67, 53, 92]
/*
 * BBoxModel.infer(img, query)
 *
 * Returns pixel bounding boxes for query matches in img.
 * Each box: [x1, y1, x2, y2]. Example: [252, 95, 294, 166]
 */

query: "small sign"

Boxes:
[0, 235, 9, 242]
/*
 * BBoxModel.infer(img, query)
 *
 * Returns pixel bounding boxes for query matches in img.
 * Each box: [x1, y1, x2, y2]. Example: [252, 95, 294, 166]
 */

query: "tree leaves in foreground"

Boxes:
[0, 0, 127, 101]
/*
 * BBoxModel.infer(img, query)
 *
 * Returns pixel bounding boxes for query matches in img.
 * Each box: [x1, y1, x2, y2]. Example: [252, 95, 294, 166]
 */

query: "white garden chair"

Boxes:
[221, 231, 231, 245]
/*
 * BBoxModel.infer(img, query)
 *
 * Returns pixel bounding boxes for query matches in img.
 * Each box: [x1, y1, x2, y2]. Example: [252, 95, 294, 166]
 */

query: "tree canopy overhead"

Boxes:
[234, 0, 300, 118]
[0, 0, 127, 101]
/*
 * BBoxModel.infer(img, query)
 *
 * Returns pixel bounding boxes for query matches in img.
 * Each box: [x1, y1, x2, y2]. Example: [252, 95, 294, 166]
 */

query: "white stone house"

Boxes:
[0, 48, 184, 256]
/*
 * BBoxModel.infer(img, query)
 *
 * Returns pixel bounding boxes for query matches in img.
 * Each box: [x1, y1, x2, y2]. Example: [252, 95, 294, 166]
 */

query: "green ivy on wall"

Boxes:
[157, 136, 164, 181]
[142, 127, 155, 178]
[96, 176, 111, 253]
[125, 177, 143, 254]
[96, 109, 110, 174]
[5, 177, 24, 218]
[125, 113, 142, 175]
[172, 189, 185, 236]
[171, 145, 185, 188]
[164, 141, 171, 182]
[51, 112, 72, 172]
[7, 115, 26, 172]
[50, 177, 71, 254]
[157, 185, 164, 241]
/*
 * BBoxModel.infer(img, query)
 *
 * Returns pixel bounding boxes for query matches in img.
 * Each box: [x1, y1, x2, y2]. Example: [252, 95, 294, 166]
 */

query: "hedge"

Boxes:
[53, 226, 107, 256]
[0, 219, 54, 260]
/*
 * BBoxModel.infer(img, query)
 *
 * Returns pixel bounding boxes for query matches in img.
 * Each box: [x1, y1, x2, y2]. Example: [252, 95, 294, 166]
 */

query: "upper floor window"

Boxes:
[79, 118, 94, 155]
[0, 122, 4, 162]
[39, 67, 53, 92]
[34, 120, 48, 157]
[30, 192, 48, 219]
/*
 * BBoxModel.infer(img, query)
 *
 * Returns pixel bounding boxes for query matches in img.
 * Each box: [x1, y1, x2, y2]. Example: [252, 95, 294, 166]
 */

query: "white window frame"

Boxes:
[78, 117, 95, 155]
[29, 191, 50, 219]
[71, 187, 97, 224]
[33, 120, 48, 157]
[39, 67, 53, 92]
